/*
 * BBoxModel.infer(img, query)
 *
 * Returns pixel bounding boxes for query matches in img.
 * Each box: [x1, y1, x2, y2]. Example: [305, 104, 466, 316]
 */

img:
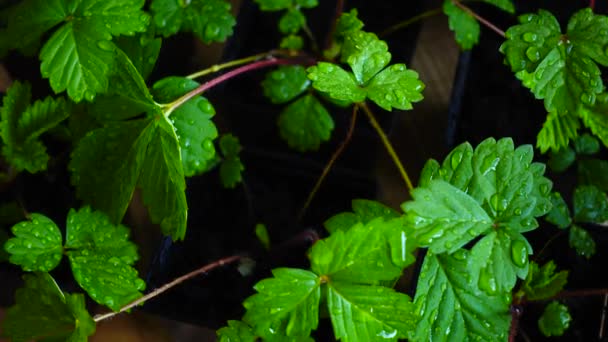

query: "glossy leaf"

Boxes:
[151, 0, 235, 43]
[2, 273, 95, 342]
[413, 252, 510, 341]
[280, 35, 303, 49]
[324, 199, 400, 234]
[334, 9, 363, 39]
[262, 65, 310, 104]
[341, 30, 391, 84]
[569, 224, 596, 259]
[278, 94, 334, 152]
[219, 134, 244, 188]
[307, 62, 366, 104]
[536, 110, 580, 152]
[366, 64, 424, 111]
[573, 185, 608, 223]
[243, 268, 320, 337]
[443, 0, 479, 50]
[217, 320, 256, 342]
[4, 214, 63, 272]
[327, 281, 416, 342]
[279, 9, 305, 34]
[519, 261, 568, 301]
[114, 32, 162, 80]
[545, 192, 572, 229]
[538, 301, 571, 337]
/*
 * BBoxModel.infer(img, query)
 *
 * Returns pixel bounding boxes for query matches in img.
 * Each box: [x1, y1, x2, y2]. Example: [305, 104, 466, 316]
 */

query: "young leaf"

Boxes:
[4, 213, 63, 272]
[569, 224, 596, 259]
[545, 192, 572, 229]
[538, 301, 571, 337]
[573, 185, 608, 223]
[219, 134, 244, 188]
[519, 261, 568, 301]
[334, 9, 363, 39]
[217, 320, 256, 342]
[278, 94, 334, 152]
[65, 207, 144, 311]
[547, 147, 576, 172]
[2, 273, 95, 342]
[310, 218, 409, 284]
[279, 9, 305, 34]
[261, 65, 310, 104]
[574, 133, 600, 155]
[365, 64, 424, 111]
[243, 268, 320, 338]
[536, 110, 580, 152]
[443, 0, 480, 50]
[280, 35, 303, 50]
[255, 223, 271, 250]
[413, 252, 511, 341]
[341, 30, 391, 84]
[327, 282, 417, 342]
[151, 0, 235, 43]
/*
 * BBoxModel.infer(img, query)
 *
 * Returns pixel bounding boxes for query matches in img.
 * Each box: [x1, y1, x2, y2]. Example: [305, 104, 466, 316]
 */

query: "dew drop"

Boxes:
[510, 239, 528, 267]
[525, 47, 540, 62]
[478, 268, 497, 295]
[522, 32, 538, 43]
[96, 40, 114, 52]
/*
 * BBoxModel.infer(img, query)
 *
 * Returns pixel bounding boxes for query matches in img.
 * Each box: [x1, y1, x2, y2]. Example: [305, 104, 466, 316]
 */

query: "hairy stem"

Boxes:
[298, 105, 359, 221]
[359, 102, 414, 192]
[453, 0, 505, 38]
[186, 50, 280, 80]
[93, 255, 242, 322]
[380, 8, 443, 37]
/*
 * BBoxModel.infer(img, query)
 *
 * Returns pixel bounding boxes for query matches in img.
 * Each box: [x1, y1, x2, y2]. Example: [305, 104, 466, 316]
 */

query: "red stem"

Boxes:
[590, 0, 595, 10]
[453, 0, 506, 38]
[324, 0, 346, 50]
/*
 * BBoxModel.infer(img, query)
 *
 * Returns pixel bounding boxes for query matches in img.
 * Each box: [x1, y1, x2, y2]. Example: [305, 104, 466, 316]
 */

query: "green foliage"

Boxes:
[574, 133, 600, 155]
[2, 273, 95, 342]
[538, 301, 571, 337]
[253, 0, 317, 46]
[1, 0, 149, 102]
[1, 81, 70, 173]
[255, 223, 270, 250]
[219, 134, 244, 188]
[573, 185, 608, 223]
[500, 9, 608, 151]
[217, 320, 256, 342]
[262, 65, 310, 104]
[518, 261, 568, 301]
[278, 94, 334, 151]
[114, 32, 162, 80]
[547, 147, 576, 172]
[280, 34, 303, 49]
[578, 158, 608, 192]
[580, 93, 608, 148]
[324, 199, 399, 233]
[545, 192, 572, 229]
[4, 214, 63, 272]
[569, 225, 596, 259]
[151, 0, 235, 43]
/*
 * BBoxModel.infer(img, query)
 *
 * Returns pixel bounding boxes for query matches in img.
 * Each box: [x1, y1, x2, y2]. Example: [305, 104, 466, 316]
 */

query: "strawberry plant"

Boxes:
[0, 0, 608, 341]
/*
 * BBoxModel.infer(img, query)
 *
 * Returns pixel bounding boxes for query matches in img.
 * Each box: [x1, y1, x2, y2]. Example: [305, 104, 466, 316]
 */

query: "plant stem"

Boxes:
[298, 105, 358, 221]
[359, 102, 414, 192]
[554, 288, 608, 300]
[93, 255, 242, 322]
[380, 8, 443, 37]
[186, 51, 279, 80]
[590, 0, 596, 10]
[324, 0, 346, 50]
[453, 0, 505, 38]
[163, 57, 306, 116]
[302, 22, 320, 54]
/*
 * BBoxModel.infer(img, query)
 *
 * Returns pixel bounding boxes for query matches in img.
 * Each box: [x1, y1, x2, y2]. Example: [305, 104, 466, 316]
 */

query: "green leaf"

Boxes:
[243, 268, 320, 337]
[2, 273, 95, 342]
[262, 65, 310, 104]
[578, 158, 608, 192]
[280, 34, 303, 50]
[519, 261, 568, 301]
[483, 0, 514, 13]
[253, 0, 291, 11]
[569, 224, 596, 258]
[573, 185, 608, 223]
[217, 320, 256, 342]
[574, 133, 600, 155]
[1, 81, 70, 173]
[151, 0, 235, 43]
[334, 9, 363, 39]
[413, 252, 511, 341]
[153, 77, 219, 176]
[547, 147, 576, 172]
[327, 281, 416, 342]
[538, 301, 571, 337]
[500, 9, 608, 117]
[545, 192, 572, 229]
[4, 214, 63, 272]
[403, 179, 493, 254]
[537, 110, 580, 153]
[114, 32, 162, 80]
[341, 30, 390, 84]
[580, 92, 608, 148]
[278, 94, 334, 152]
[279, 9, 305, 34]
[219, 134, 244, 188]
[65, 207, 144, 311]
[255, 223, 271, 250]
[443, 0, 480, 50]
[366, 64, 424, 111]
[307, 62, 366, 104]
[295, 0, 317, 8]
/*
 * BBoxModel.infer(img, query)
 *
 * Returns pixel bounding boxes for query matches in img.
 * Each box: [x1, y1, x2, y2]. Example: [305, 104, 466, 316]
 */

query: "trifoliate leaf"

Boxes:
[403, 179, 493, 254]
[2, 273, 95, 342]
[341, 30, 391, 84]
[335, 9, 363, 39]
[545, 192, 572, 229]
[501, 9, 608, 117]
[413, 252, 511, 341]
[537, 110, 580, 153]
[278, 94, 334, 152]
[262, 65, 310, 104]
[4, 214, 63, 272]
[243, 268, 320, 337]
[307, 62, 366, 104]
[569, 224, 596, 258]
[547, 147, 576, 172]
[151, 0, 235, 43]
[574, 133, 600, 155]
[114, 32, 162, 81]
[217, 320, 256, 342]
[253, 0, 291, 11]
[219, 134, 244, 188]
[580, 92, 608, 148]
[310, 218, 410, 284]
[538, 301, 571, 337]
[469, 230, 530, 295]
[65, 207, 144, 311]
[443, 0, 480, 50]
[153, 76, 219, 176]
[280, 35, 303, 50]
[519, 261, 568, 301]
[1, 81, 69, 173]
[327, 282, 416, 342]
[279, 9, 305, 34]
[366, 64, 424, 111]
[573, 185, 608, 223]
[578, 158, 608, 192]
